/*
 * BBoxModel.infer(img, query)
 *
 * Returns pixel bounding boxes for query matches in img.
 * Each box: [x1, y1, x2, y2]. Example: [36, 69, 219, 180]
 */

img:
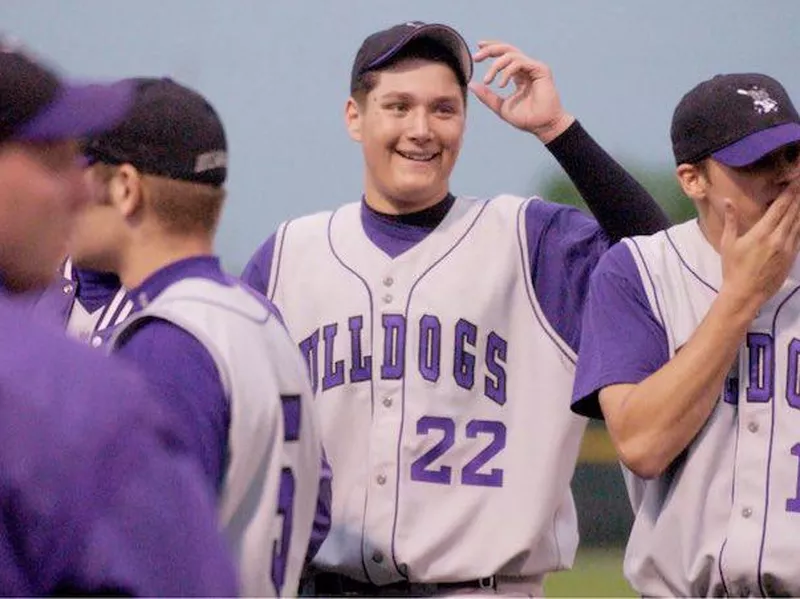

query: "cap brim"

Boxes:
[13, 79, 133, 142]
[367, 23, 473, 83]
[712, 122, 800, 167]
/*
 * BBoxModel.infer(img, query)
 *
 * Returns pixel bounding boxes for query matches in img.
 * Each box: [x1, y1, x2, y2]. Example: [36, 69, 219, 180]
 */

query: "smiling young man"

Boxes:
[572, 73, 800, 596]
[242, 21, 670, 597]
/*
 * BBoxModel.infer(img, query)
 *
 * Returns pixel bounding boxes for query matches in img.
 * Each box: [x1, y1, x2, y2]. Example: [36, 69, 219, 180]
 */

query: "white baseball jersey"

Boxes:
[575, 219, 800, 596]
[111, 277, 322, 597]
[263, 196, 586, 584]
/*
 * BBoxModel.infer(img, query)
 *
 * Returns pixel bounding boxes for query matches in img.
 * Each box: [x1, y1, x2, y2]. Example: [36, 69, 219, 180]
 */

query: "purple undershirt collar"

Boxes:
[360, 193, 456, 258]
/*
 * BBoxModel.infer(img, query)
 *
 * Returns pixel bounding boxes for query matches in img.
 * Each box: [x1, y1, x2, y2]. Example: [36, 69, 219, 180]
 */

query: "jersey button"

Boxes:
[748, 421, 759, 433]
[90, 336, 103, 348]
[376, 474, 387, 485]
[383, 397, 393, 408]
[382, 294, 393, 304]
[742, 507, 753, 518]
[62, 283, 74, 295]
[372, 551, 384, 564]
[383, 276, 394, 287]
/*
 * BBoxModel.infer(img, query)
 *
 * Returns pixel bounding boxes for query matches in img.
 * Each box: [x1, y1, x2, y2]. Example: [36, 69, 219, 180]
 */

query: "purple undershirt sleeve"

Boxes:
[241, 234, 277, 296]
[114, 319, 230, 491]
[306, 450, 333, 563]
[525, 200, 609, 353]
[571, 242, 670, 419]
[545, 120, 671, 242]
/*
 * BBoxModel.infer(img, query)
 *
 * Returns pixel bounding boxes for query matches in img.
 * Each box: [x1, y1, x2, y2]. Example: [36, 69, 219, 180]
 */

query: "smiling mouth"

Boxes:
[396, 149, 440, 162]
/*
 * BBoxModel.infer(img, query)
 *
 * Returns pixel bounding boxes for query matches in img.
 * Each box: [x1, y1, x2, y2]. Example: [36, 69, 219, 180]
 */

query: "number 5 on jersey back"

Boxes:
[272, 394, 301, 595]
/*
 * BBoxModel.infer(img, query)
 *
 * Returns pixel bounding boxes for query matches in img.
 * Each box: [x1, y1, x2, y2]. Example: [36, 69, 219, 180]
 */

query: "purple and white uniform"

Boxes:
[0, 288, 237, 596]
[109, 256, 325, 597]
[29, 258, 133, 348]
[573, 219, 800, 596]
[242, 193, 606, 589]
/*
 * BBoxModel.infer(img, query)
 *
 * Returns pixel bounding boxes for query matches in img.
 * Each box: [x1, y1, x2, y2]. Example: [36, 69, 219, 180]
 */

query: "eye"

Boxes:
[384, 102, 409, 114]
[433, 102, 458, 116]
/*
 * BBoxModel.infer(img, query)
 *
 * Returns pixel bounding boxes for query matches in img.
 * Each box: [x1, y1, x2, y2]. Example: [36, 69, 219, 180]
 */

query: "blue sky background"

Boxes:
[3, 0, 798, 269]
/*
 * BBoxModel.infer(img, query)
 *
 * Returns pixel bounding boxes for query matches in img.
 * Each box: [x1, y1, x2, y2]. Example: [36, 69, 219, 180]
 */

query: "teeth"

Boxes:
[397, 150, 437, 162]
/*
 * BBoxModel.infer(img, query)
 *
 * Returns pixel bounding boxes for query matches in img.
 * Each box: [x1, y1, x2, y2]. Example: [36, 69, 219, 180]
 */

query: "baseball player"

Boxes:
[77, 76, 327, 597]
[28, 257, 132, 347]
[241, 21, 670, 596]
[572, 73, 800, 596]
[0, 40, 237, 595]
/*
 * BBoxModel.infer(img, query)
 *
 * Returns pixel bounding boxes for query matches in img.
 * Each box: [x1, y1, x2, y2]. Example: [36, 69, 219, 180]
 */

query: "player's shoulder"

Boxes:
[0, 298, 163, 458]
[279, 203, 358, 239]
[522, 194, 598, 224]
[593, 240, 638, 280]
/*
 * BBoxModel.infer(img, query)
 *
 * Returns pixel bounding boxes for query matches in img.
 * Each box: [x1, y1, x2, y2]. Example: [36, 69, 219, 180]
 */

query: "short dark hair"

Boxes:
[351, 38, 468, 104]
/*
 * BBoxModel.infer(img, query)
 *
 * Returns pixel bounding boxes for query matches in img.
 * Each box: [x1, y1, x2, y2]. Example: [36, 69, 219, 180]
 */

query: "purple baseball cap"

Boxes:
[350, 21, 473, 92]
[0, 39, 133, 144]
[671, 73, 800, 167]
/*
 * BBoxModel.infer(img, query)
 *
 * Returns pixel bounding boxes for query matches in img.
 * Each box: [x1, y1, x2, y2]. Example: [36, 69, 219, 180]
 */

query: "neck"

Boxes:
[363, 185, 450, 215]
[696, 206, 723, 253]
[118, 235, 213, 290]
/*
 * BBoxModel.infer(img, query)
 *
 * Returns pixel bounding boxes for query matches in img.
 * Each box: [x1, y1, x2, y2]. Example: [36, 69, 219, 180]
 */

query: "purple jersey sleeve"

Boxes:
[241, 233, 277, 296]
[307, 450, 333, 563]
[114, 319, 230, 491]
[526, 200, 610, 353]
[0, 301, 237, 596]
[571, 242, 670, 419]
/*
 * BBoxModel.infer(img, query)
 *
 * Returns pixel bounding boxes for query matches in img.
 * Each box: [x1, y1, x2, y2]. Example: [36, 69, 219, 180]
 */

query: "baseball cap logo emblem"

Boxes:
[736, 86, 779, 115]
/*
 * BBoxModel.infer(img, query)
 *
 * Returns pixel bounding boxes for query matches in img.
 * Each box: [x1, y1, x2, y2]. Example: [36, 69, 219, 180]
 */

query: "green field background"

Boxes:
[545, 548, 634, 597]
[544, 425, 636, 597]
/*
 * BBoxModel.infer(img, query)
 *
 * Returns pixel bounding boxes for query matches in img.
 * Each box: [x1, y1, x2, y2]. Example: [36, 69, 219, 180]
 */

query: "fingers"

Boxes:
[720, 199, 738, 253]
[473, 41, 552, 88]
[481, 53, 515, 86]
[473, 41, 523, 61]
[468, 81, 503, 115]
[749, 185, 796, 239]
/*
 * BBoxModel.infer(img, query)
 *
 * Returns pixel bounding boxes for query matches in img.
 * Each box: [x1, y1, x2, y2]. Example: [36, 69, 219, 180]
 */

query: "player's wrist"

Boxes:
[715, 285, 763, 324]
[531, 113, 575, 144]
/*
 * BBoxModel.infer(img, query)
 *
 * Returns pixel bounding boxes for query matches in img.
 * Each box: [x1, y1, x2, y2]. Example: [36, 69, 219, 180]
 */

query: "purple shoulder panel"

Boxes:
[524, 200, 609, 353]
[241, 234, 277, 295]
[114, 318, 230, 492]
[0, 299, 237, 595]
[571, 242, 670, 419]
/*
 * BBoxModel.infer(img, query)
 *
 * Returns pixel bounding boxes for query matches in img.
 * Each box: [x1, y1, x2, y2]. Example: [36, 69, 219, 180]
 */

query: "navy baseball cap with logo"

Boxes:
[83, 77, 228, 187]
[350, 21, 473, 92]
[0, 38, 132, 144]
[671, 73, 800, 167]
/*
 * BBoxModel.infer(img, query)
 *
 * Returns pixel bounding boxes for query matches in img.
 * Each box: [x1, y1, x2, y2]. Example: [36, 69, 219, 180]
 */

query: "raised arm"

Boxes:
[545, 121, 670, 241]
[594, 190, 800, 479]
[470, 41, 670, 242]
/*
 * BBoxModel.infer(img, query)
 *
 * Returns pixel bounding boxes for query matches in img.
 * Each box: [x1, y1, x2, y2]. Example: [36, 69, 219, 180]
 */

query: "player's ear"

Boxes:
[345, 97, 363, 142]
[109, 164, 145, 219]
[676, 162, 709, 202]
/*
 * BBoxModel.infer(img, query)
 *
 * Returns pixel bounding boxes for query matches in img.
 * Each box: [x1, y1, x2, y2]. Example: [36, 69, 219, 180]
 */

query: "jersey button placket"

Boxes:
[362, 274, 404, 584]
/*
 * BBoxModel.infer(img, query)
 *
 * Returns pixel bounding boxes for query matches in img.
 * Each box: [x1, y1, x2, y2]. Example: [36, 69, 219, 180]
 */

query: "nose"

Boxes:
[407, 108, 432, 142]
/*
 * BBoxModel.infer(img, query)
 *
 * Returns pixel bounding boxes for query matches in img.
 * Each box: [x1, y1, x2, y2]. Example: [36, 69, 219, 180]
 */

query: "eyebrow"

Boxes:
[378, 91, 462, 104]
